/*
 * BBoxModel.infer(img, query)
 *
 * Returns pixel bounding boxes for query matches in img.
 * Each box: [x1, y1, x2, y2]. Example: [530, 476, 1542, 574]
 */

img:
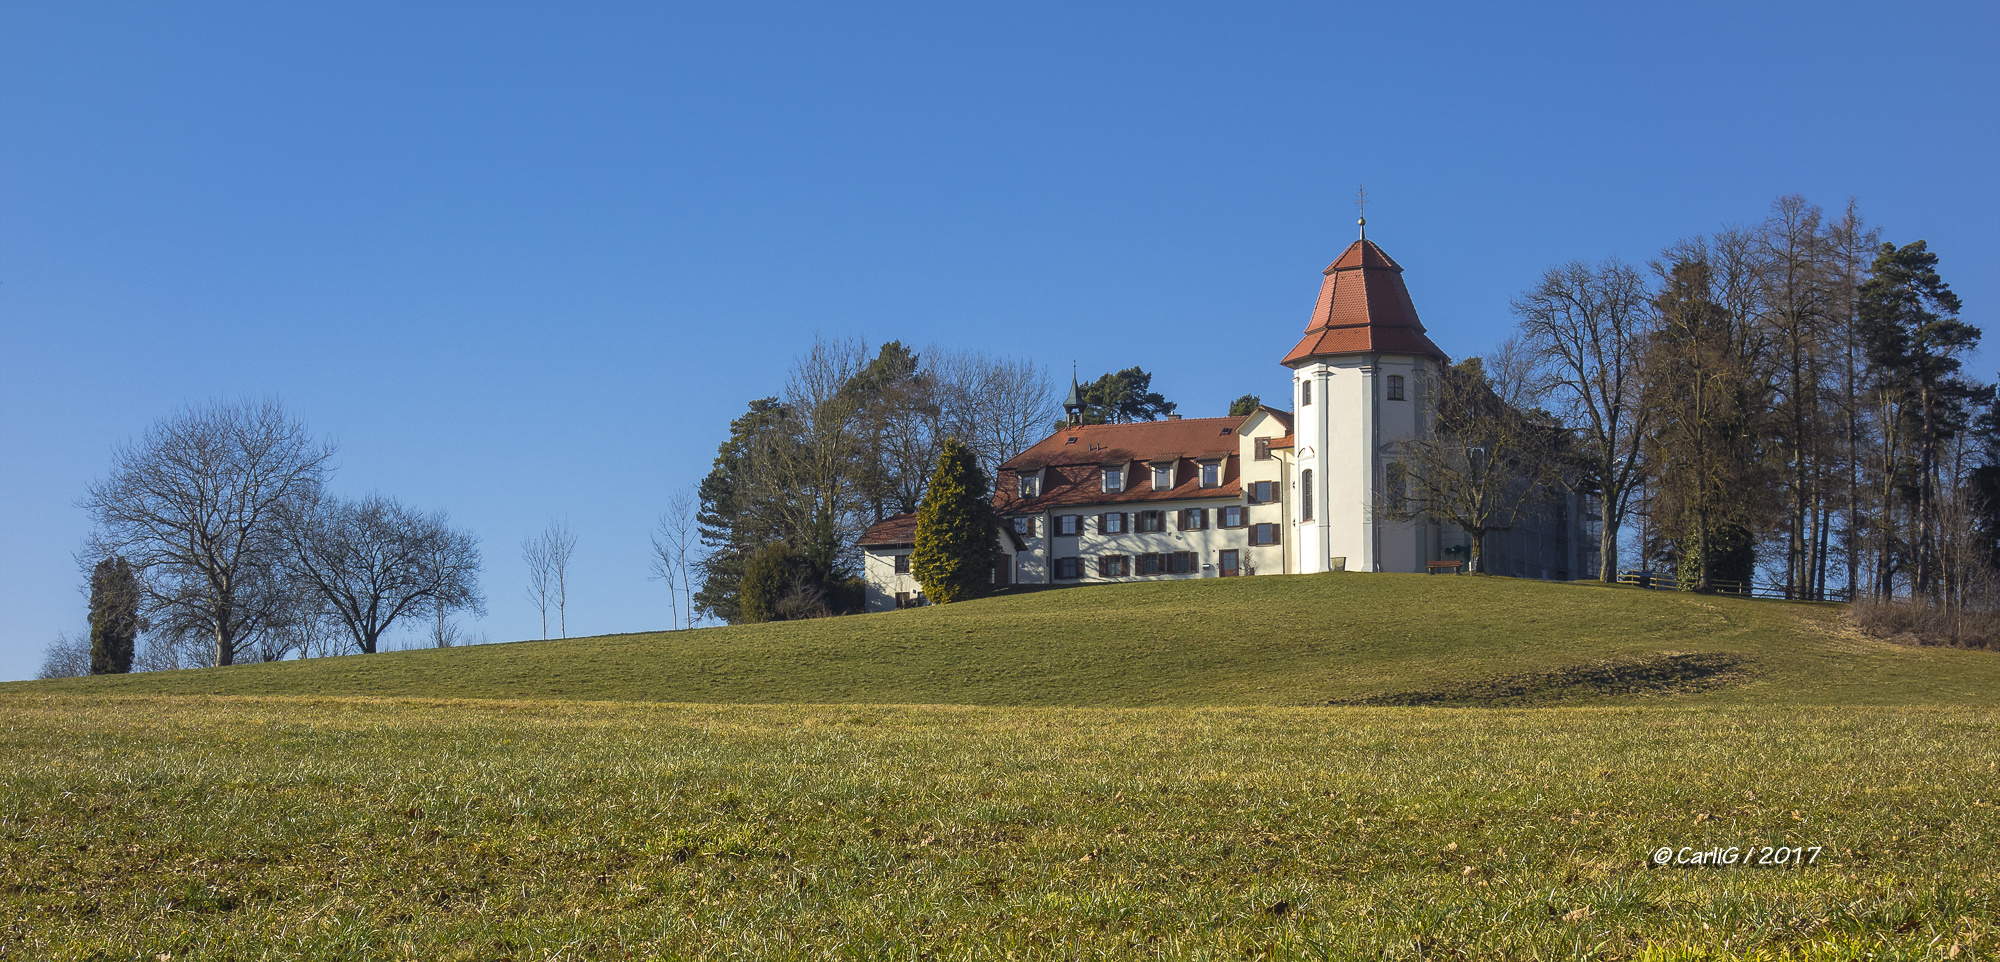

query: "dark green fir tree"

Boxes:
[910, 438, 1001, 604]
[88, 554, 141, 674]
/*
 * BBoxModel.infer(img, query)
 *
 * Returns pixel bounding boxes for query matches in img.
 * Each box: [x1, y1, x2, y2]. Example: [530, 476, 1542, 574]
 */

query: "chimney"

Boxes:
[1167, 414, 1182, 420]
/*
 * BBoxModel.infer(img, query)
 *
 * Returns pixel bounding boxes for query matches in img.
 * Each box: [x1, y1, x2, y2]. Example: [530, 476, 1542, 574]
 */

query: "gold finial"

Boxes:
[1355, 184, 1368, 240]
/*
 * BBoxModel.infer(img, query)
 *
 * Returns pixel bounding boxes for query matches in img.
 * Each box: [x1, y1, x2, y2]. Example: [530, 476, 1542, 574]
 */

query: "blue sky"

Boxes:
[2, 0, 1994, 680]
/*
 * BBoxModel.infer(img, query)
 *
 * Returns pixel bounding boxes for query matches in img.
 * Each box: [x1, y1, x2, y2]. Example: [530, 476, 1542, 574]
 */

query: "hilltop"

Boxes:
[12, 573, 1994, 707]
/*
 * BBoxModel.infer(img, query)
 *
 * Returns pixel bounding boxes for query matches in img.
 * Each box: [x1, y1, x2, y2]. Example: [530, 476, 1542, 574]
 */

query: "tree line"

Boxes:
[1433, 195, 1989, 624]
[689, 337, 1093, 624]
[41, 399, 488, 677]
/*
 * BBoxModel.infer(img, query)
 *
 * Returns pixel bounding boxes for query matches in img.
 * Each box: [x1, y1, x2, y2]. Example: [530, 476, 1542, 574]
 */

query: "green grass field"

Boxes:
[5, 575, 1999, 960]
[12, 574, 2000, 708]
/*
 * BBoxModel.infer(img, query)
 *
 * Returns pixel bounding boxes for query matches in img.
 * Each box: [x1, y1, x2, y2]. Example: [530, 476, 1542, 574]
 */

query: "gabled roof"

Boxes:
[1001, 416, 1246, 471]
[994, 415, 1255, 512]
[857, 511, 1024, 550]
[1244, 404, 1293, 433]
[1282, 238, 1449, 365]
[857, 512, 920, 548]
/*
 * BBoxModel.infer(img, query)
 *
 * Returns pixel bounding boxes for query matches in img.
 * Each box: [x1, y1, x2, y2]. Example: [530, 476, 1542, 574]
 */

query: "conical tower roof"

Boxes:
[1281, 238, 1448, 365]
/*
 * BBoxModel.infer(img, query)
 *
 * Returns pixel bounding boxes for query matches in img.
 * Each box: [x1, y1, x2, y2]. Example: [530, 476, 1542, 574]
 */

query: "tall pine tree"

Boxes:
[1859, 240, 1981, 598]
[88, 554, 140, 674]
[910, 438, 1000, 604]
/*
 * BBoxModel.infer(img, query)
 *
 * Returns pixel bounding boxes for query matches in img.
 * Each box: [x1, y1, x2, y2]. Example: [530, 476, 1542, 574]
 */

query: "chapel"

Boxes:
[857, 230, 1597, 610]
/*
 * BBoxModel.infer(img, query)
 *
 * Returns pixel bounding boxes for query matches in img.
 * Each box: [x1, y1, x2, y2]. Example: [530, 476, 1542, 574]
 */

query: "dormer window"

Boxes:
[1018, 472, 1040, 498]
[1387, 375, 1405, 401]
[1152, 463, 1174, 491]
[1102, 466, 1124, 493]
[1199, 461, 1221, 488]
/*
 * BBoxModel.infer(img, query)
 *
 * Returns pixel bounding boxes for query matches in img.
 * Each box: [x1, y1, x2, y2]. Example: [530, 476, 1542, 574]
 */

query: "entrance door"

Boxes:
[1219, 549, 1239, 577]
[993, 558, 1011, 585]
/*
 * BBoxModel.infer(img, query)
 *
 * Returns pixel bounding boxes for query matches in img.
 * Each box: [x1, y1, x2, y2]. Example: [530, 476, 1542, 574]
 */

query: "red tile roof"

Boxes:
[994, 416, 1255, 512]
[857, 511, 920, 547]
[1282, 239, 1449, 365]
[1267, 434, 1295, 449]
[857, 510, 1026, 550]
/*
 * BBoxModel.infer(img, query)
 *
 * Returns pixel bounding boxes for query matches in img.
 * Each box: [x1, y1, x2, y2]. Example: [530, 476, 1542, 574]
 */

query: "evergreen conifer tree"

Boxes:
[910, 438, 1000, 604]
[1859, 240, 1981, 597]
[88, 554, 140, 674]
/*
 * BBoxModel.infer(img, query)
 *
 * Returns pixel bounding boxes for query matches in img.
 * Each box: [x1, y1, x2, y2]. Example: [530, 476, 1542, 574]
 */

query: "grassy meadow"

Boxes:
[14, 574, 2000, 708]
[6, 574, 2000, 959]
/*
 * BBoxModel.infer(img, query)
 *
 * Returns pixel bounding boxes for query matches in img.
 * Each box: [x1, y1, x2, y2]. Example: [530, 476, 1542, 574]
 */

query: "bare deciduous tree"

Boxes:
[524, 520, 577, 639]
[650, 487, 699, 630]
[80, 399, 334, 667]
[936, 350, 1058, 482]
[284, 493, 486, 654]
[1513, 258, 1653, 581]
[37, 631, 92, 679]
[1386, 344, 1569, 574]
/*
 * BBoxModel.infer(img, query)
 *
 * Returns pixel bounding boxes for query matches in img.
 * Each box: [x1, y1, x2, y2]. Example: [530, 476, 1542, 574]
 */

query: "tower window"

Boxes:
[1387, 375, 1405, 401]
[1301, 381, 1312, 406]
[1301, 469, 1314, 521]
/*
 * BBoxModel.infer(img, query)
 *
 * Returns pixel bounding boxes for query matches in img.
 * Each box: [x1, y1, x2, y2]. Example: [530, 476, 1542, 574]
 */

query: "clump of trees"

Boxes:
[694, 338, 1054, 624]
[63, 399, 486, 673]
[1486, 194, 1994, 638]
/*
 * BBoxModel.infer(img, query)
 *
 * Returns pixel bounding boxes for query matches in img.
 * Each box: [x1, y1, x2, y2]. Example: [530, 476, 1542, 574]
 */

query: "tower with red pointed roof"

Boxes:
[1282, 221, 1449, 575]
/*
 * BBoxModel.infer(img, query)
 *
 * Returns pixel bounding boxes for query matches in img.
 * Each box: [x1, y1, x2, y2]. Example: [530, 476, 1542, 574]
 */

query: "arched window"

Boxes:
[1386, 375, 1405, 401]
[1300, 469, 1314, 521]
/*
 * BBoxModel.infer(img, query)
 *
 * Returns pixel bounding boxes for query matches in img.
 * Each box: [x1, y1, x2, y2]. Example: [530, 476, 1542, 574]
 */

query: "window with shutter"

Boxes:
[1012, 517, 1036, 537]
[1221, 506, 1243, 528]
[1056, 515, 1081, 536]
[1137, 511, 1163, 532]
[1255, 438, 1271, 461]
[1140, 553, 1161, 575]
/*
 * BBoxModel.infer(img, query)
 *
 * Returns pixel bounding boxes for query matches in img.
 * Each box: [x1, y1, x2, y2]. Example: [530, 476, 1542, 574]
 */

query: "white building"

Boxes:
[856, 234, 1596, 610]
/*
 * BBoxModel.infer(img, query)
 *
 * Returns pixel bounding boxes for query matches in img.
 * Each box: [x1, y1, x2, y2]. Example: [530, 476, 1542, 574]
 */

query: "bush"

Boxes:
[1848, 598, 2000, 650]
[37, 632, 93, 679]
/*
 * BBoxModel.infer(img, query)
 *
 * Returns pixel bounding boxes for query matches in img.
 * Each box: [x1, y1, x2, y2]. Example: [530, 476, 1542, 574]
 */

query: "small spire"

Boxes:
[1355, 183, 1369, 240]
[1062, 364, 1084, 426]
